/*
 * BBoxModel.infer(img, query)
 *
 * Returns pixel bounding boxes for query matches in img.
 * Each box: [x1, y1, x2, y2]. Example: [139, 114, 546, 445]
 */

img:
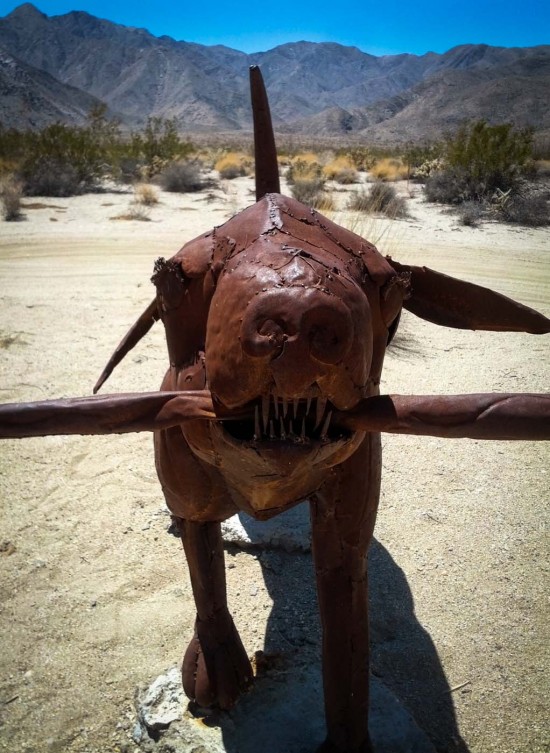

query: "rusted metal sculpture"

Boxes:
[1, 67, 549, 753]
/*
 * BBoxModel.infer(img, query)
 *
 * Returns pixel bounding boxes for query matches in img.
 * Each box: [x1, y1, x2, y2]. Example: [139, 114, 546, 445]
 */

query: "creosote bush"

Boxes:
[348, 182, 408, 218]
[425, 121, 533, 204]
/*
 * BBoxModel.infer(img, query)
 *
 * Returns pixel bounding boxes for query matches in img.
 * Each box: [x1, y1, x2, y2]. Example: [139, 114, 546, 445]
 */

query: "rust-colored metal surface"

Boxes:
[1, 67, 549, 753]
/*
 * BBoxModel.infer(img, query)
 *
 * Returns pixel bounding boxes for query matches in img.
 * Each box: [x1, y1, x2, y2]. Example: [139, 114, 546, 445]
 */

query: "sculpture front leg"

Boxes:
[310, 434, 381, 753]
[178, 518, 253, 709]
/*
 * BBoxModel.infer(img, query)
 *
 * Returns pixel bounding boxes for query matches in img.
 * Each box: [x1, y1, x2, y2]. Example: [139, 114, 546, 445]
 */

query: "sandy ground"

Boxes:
[0, 176, 548, 753]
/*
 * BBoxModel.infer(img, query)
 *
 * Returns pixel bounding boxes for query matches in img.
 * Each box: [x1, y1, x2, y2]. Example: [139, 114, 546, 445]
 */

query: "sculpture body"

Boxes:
[0, 68, 549, 753]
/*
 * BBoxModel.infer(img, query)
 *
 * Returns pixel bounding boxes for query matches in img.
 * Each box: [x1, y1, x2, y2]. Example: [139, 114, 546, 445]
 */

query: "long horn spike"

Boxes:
[93, 298, 159, 394]
[250, 65, 280, 201]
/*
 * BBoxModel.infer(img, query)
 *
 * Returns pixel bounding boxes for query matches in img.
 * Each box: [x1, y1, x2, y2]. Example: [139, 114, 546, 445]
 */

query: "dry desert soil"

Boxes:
[0, 175, 548, 753]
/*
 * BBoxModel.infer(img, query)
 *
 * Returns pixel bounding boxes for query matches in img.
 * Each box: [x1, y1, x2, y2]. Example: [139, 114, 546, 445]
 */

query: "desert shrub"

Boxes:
[370, 158, 408, 182]
[111, 204, 151, 222]
[323, 156, 358, 184]
[458, 201, 484, 227]
[498, 194, 550, 227]
[426, 121, 534, 204]
[0, 175, 23, 220]
[158, 160, 206, 193]
[215, 152, 252, 179]
[134, 183, 159, 206]
[348, 182, 408, 218]
[286, 153, 323, 184]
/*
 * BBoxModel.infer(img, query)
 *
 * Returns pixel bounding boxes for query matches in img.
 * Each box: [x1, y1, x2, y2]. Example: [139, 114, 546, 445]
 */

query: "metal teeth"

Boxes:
[320, 410, 332, 440]
[315, 397, 327, 430]
[251, 395, 333, 442]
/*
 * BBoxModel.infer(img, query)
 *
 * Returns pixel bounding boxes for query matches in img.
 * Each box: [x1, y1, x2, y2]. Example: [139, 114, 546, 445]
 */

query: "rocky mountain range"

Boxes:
[1, 3, 549, 142]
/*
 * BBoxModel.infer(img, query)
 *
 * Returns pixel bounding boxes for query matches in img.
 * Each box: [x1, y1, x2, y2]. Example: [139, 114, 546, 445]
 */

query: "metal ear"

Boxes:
[93, 299, 159, 393]
[389, 261, 550, 333]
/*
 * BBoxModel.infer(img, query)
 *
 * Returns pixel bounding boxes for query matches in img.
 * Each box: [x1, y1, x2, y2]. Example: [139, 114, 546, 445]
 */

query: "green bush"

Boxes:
[0, 107, 196, 196]
[425, 121, 533, 204]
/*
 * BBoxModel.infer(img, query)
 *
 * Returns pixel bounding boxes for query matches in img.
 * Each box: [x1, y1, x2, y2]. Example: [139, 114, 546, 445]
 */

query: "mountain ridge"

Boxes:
[1, 3, 548, 142]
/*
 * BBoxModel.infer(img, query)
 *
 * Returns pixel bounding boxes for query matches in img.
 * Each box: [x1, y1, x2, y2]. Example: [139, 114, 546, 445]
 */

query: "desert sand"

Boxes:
[0, 175, 548, 753]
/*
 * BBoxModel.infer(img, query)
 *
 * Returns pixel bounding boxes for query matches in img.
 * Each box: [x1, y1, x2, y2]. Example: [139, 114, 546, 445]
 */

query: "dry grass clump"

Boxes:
[0, 175, 23, 221]
[133, 183, 159, 206]
[370, 158, 408, 182]
[323, 155, 358, 184]
[111, 203, 151, 222]
[348, 181, 408, 218]
[287, 153, 323, 183]
[215, 152, 252, 179]
[289, 177, 334, 211]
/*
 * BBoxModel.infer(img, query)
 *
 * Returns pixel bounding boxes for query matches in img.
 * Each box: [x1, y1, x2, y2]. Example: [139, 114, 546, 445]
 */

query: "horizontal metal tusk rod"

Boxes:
[0, 391, 548, 441]
[0, 391, 216, 438]
[334, 393, 550, 441]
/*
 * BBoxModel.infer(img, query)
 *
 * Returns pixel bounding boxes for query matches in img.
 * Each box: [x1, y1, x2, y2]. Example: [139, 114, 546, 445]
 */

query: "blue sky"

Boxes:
[1, 0, 548, 55]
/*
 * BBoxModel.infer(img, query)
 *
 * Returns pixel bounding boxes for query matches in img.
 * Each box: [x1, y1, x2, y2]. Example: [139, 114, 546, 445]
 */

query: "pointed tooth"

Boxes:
[315, 397, 327, 430]
[279, 417, 286, 440]
[269, 419, 275, 440]
[282, 397, 288, 418]
[293, 398, 299, 419]
[254, 405, 261, 439]
[273, 394, 279, 419]
[262, 395, 269, 432]
[306, 397, 312, 415]
[288, 420, 295, 436]
[320, 410, 332, 439]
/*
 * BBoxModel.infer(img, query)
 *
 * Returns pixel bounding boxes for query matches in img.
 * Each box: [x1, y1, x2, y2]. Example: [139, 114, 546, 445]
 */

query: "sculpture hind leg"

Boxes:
[310, 432, 381, 753]
[178, 518, 253, 709]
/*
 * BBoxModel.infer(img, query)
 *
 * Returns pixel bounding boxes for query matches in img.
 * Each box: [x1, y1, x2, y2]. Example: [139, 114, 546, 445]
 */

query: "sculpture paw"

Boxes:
[182, 610, 253, 710]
